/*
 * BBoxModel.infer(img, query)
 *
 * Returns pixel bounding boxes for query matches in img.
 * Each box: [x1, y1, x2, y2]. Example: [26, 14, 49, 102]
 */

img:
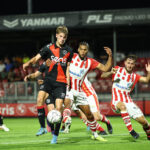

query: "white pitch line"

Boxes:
[0, 132, 146, 145]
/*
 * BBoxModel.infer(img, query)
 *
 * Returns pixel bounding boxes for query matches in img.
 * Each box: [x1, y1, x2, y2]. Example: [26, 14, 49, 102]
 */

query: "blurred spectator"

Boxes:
[7, 68, 15, 82]
[22, 54, 30, 64]
[12, 56, 22, 68]
[4, 57, 13, 72]
[0, 59, 6, 72]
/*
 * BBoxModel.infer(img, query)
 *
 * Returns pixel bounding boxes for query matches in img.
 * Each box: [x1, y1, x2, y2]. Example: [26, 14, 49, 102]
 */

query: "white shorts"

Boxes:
[66, 89, 89, 106]
[87, 94, 100, 113]
[111, 101, 143, 119]
[71, 103, 80, 111]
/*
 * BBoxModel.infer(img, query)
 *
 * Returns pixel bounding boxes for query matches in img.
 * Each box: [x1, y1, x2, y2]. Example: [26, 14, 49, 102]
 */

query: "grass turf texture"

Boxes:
[0, 117, 150, 150]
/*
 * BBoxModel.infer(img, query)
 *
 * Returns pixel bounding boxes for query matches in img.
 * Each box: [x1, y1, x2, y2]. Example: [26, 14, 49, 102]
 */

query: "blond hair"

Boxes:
[56, 25, 68, 36]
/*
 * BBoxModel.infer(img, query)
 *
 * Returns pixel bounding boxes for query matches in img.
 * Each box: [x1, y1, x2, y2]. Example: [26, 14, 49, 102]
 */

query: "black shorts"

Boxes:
[39, 78, 66, 100]
[45, 95, 55, 105]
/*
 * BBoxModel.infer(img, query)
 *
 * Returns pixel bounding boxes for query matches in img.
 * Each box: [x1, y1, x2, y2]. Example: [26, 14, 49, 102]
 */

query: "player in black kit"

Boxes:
[23, 26, 73, 144]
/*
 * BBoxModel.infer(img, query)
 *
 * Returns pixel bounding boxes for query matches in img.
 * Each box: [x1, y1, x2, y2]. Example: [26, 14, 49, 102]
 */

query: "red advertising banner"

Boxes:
[0, 100, 150, 117]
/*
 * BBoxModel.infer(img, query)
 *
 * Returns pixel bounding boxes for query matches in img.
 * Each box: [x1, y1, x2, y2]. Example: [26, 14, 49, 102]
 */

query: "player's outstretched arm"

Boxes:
[24, 71, 42, 82]
[96, 47, 112, 72]
[101, 67, 117, 78]
[139, 61, 150, 83]
[23, 54, 41, 71]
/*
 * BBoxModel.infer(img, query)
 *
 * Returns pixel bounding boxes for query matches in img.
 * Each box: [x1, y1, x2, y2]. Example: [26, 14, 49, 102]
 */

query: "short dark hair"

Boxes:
[125, 54, 137, 62]
[78, 41, 89, 50]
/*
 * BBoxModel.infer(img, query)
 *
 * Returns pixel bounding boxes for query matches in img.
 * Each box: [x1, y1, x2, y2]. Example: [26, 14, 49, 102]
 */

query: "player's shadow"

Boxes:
[59, 136, 90, 144]
[121, 136, 145, 142]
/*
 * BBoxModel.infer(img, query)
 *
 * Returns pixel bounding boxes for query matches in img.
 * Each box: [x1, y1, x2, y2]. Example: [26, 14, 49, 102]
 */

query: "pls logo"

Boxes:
[3, 19, 19, 28]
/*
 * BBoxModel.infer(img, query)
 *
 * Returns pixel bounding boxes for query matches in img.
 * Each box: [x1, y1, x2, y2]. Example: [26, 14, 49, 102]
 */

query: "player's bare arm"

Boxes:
[96, 47, 112, 72]
[66, 62, 71, 88]
[24, 71, 42, 82]
[101, 67, 118, 78]
[23, 53, 41, 71]
[139, 62, 150, 83]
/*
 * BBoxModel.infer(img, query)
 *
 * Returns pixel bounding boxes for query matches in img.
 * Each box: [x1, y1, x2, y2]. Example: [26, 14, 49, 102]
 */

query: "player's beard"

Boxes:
[125, 66, 133, 74]
[79, 54, 85, 60]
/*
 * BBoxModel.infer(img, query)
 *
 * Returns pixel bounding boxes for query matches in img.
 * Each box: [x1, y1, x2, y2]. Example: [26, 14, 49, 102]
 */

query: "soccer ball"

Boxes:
[47, 110, 61, 124]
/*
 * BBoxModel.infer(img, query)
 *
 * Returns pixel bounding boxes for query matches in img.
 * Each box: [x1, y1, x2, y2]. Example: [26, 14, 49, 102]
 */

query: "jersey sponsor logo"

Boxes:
[51, 56, 67, 64]
[69, 69, 85, 77]
[86, 14, 113, 24]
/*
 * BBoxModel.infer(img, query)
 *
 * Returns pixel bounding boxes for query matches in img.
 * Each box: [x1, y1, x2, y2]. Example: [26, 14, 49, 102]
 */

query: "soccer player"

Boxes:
[23, 25, 73, 144]
[0, 112, 9, 132]
[24, 62, 55, 136]
[64, 41, 112, 141]
[62, 77, 113, 135]
[101, 55, 150, 140]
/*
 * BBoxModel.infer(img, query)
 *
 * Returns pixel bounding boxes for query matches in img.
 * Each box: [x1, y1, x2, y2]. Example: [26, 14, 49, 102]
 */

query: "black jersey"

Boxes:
[39, 42, 73, 84]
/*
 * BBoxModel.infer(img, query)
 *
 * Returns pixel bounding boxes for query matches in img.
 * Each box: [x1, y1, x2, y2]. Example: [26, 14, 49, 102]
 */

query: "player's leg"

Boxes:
[78, 105, 107, 142]
[50, 84, 66, 144]
[116, 101, 139, 139]
[36, 90, 49, 136]
[127, 102, 150, 140]
[0, 112, 9, 132]
[92, 112, 108, 135]
[62, 98, 72, 133]
[88, 94, 111, 134]
[50, 98, 64, 144]
[136, 116, 150, 140]
[46, 102, 55, 134]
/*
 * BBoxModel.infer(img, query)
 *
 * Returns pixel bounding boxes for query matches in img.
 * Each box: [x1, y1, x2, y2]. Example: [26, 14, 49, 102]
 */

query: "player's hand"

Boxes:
[23, 63, 29, 71]
[145, 61, 150, 72]
[111, 67, 117, 74]
[24, 75, 29, 82]
[46, 59, 52, 67]
[104, 47, 112, 56]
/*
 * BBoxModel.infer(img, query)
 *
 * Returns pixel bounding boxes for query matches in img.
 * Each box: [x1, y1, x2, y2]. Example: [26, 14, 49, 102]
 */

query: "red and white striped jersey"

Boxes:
[112, 66, 141, 103]
[69, 53, 99, 93]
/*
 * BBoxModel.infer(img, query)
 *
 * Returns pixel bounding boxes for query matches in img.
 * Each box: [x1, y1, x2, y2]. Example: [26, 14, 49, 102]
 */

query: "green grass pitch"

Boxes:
[0, 116, 150, 150]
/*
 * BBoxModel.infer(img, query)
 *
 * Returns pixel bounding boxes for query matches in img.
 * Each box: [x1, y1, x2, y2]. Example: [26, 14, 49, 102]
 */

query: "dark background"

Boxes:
[0, 0, 150, 59]
[0, 0, 150, 16]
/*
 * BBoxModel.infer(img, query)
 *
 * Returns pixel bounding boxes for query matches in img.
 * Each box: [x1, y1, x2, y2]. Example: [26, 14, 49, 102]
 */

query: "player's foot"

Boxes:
[36, 127, 47, 136]
[98, 130, 107, 135]
[64, 116, 71, 133]
[51, 134, 58, 144]
[130, 129, 139, 139]
[87, 126, 90, 131]
[106, 122, 113, 134]
[143, 125, 150, 140]
[91, 135, 107, 142]
[0, 124, 9, 132]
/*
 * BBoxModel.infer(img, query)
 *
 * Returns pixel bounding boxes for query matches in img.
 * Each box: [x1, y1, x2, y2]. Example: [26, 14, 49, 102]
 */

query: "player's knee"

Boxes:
[86, 113, 94, 120]
[37, 97, 43, 105]
[120, 105, 126, 111]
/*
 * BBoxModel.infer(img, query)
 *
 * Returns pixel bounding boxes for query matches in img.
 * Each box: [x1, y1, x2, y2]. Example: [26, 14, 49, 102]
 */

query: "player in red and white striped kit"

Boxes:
[62, 41, 112, 141]
[62, 76, 113, 135]
[101, 55, 150, 140]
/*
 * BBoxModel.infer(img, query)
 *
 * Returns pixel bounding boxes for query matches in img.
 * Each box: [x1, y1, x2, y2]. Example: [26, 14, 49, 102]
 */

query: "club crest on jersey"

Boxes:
[63, 50, 67, 55]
